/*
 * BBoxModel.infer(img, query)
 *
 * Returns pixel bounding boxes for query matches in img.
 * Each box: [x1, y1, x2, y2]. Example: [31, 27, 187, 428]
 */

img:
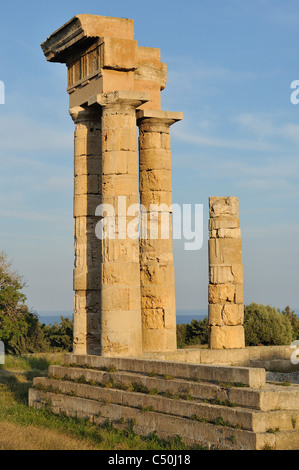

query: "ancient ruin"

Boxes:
[41, 14, 182, 356]
[29, 14, 299, 450]
[208, 197, 245, 349]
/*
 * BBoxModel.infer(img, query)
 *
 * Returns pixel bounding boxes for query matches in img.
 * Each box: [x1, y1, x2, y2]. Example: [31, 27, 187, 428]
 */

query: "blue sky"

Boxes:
[0, 0, 298, 314]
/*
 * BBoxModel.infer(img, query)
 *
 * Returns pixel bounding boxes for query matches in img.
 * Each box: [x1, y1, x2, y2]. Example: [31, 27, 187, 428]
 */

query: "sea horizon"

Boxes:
[37, 309, 209, 326]
[37, 307, 299, 326]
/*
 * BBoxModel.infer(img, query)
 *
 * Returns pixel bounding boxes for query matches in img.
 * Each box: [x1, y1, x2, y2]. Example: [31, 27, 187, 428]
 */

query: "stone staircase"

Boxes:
[29, 354, 299, 450]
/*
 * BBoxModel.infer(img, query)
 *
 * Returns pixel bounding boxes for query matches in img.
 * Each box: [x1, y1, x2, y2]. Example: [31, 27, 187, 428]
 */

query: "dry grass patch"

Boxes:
[0, 421, 98, 450]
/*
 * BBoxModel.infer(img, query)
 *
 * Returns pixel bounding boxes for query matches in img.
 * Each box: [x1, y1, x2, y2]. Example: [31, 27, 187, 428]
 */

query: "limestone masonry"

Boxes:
[41, 14, 182, 356]
[208, 197, 245, 349]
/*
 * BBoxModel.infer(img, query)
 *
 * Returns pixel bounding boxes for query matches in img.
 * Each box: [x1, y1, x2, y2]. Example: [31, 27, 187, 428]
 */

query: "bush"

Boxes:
[177, 317, 209, 348]
[244, 303, 293, 346]
[281, 306, 299, 340]
[42, 316, 73, 352]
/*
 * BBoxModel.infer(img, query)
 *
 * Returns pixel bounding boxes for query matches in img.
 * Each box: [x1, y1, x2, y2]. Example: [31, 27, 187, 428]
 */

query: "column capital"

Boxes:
[69, 105, 101, 123]
[137, 109, 183, 126]
[88, 90, 150, 110]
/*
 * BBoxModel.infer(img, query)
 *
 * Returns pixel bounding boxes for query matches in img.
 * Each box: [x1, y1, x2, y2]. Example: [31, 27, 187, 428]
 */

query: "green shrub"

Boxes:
[177, 317, 209, 348]
[244, 303, 293, 346]
[281, 306, 299, 340]
[42, 317, 73, 352]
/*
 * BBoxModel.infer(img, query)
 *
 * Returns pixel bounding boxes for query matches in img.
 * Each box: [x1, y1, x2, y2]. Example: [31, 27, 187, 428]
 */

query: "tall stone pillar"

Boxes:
[137, 109, 183, 352]
[91, 91, 149, 357]
[208, 197, 245, 349]
[70, 106, 102, 355]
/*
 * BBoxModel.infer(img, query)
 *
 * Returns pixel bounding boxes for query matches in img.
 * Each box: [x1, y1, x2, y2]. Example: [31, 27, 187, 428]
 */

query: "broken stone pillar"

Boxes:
[208, 197, 245, 349]
[137, 110, 183, 352]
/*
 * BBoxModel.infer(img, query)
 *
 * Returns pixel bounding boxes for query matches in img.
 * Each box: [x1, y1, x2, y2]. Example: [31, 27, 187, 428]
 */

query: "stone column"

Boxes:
[137, 109, 183, 352]
[95, 91, 149, 357]
[208, 197, 245, 349]
[70, 106, 102, 355]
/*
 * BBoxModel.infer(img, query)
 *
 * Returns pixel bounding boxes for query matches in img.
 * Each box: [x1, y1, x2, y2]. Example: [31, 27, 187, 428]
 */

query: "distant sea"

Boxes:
[38, 308, 299, 326]
[38, 309, 208, 326]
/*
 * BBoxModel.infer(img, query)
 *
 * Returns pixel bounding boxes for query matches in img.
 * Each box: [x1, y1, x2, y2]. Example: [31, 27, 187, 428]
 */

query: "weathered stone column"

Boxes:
[137, 109, 183, 352]
[70, 106, 102, 355]
[208, 197, 245, 349]
[90, 91, 149, 357]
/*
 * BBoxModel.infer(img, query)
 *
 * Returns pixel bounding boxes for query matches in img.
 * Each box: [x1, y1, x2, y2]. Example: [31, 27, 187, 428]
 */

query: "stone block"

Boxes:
[102, 128, 137, 153]
[141, 285, 176, 311]
[140, 263, 175, 287]
[101, 260, 140, 286]
[74, 132, 101, 156]
[142, 327, 177, 352]
[209, 325, 245, 349]
[209, 217, 240, 231]
[142, 308, 165, 330]
[101, 285, 141, 311]
[140, 190, 173, 208]
[101, 113, 136, 130]
[101, 309, 142, 356]
[74, 155, 101, 177]
[73, 267, 101, 291]
[101, 174, 138, 196]
[74, 194, 101, 217]
[139, 169, 172, 192]
[217, 228, 241, 239]
[209, 265, 234, 284]
[74, 174, 99, 195]
[208, 283, 235, 304]
[209, 196, 239, 218]
[208, 303, 244, 326]
[103, 37, 138, 70]
[208, 238, 242, 265]
[102, 151, 137, 175]
[139, 149, 172, 171]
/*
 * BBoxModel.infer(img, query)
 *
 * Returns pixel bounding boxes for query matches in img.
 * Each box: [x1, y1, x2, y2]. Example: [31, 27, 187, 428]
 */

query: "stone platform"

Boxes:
[144, 345, 298, 372]
[29, 353, 299, 450]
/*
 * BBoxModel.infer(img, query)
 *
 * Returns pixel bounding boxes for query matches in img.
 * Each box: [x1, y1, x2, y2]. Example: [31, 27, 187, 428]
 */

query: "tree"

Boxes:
[281, 306, 299, 340]
[177, 317, 209, 348]
[244, 303, 293, 346]
[42, 316, 73, 351]
[0, 252, 48, 354]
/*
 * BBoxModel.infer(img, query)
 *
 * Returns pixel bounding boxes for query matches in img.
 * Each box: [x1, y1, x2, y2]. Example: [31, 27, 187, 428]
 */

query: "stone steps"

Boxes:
[29, 387, 298, 450]
[28, 354, 299, 450]
[64, 354, 266, 387]
[32, 375, 299, 434]
[48, 365, 299, 412]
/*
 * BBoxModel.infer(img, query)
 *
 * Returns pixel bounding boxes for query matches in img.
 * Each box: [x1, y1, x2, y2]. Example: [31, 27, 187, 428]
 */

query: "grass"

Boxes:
[0, 353, 206, 450]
